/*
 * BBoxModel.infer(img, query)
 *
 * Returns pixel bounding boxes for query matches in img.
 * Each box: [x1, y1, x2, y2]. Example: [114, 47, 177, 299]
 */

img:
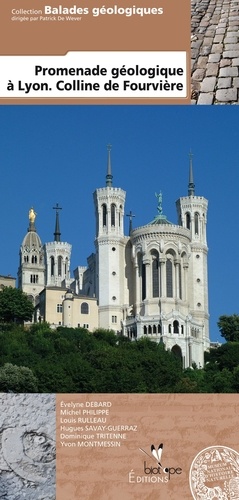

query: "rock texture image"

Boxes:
[0, 394, 56, 499]
[191, 0, 239, 103]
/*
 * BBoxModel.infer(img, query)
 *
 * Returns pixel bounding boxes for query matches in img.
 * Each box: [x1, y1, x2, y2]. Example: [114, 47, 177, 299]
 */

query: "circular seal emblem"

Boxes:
[189, 446, 239, 500]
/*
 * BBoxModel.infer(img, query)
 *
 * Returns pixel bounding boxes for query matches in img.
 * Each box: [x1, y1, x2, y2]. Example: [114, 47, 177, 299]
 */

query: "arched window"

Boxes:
[119, 205, 122, 227]
[173, 320, 179, 333]
[50, 256, 55, 276]
[166, 259, 173, 297]
[178, 263, 182, 299]
[65, 257, 68, 277]
[186, 212, 191, 230]
[111, 203, 116, 226]
[30, 274, 38, 284]
[58, 256, 63, 276]
[31, 255, 37, 264]
[81, 302, 89, 314]
[195, 212, 199, 235]
[142, 263, 146, 300]
[102, 204, 107, 227]
[152, 252, 159, 298]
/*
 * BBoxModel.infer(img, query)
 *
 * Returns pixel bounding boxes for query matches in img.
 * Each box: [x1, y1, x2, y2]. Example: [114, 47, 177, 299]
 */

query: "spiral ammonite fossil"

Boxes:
[1, 428, 56, 484]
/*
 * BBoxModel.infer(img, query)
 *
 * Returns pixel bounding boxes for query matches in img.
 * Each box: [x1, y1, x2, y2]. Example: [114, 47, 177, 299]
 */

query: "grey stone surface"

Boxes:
[197, 92, 214, 103]
[233, 77, 239, 87]
[206, 63, 219, 76]
[201, 76, 217, 92]
[219, 66, 238, 76]
[215, 87, 238, 101]
[0, 394, 56, 500]
[191, 0, 239, 104]
[217, 76, 232, 88]
[208, 53, 221, 62]
[192, 68, 206, 80]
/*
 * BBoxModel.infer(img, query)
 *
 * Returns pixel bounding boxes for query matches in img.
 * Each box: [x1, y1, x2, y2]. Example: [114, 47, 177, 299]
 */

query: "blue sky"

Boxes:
[0, 105, 238, 342]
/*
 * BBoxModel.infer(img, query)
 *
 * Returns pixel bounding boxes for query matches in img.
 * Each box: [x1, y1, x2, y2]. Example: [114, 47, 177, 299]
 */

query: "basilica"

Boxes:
[18, 149, 210, 368]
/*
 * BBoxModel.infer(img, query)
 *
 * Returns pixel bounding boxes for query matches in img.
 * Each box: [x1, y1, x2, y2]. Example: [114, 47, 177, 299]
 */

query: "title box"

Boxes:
[0, 0, 191, 104]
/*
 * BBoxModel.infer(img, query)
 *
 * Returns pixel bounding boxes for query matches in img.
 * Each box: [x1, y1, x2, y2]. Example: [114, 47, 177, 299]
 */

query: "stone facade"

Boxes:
[17, 212, 45, 307]
[17, 150, 210, 367]
[18, 207, 98, 329]
[84, 150, 210, 368]
[0, 275, 16, 289]
[39, 287, 98, 330]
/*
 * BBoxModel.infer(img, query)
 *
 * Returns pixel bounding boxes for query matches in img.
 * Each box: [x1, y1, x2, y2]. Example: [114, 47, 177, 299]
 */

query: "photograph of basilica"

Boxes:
[17, 147, 210, 370]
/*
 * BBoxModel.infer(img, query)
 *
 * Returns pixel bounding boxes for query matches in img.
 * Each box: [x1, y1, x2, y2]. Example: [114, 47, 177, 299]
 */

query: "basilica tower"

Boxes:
[44, 204, 72, 288]
[18, 208, 45, 306]
[93, 146, 127, 331]
[176, 154, 209, 355]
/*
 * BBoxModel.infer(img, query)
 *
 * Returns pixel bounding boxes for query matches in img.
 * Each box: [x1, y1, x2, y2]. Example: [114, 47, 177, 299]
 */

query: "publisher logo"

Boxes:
[189, 445, 239, 499]
[128, 442, 183, 484]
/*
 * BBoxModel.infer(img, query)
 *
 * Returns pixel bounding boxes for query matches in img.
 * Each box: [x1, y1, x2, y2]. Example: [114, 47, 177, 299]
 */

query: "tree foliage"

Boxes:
[217, 314, 239, 342]
[0, 363, 38, 392]
[0, 323, 182, 393]
[0, 287, 34, 323]
[1, 319, 239, 393]
[205, 342, 239, 371]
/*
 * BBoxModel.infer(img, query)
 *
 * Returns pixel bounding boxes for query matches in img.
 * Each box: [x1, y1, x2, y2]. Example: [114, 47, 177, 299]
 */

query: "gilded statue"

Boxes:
[29, 208, 37, 223]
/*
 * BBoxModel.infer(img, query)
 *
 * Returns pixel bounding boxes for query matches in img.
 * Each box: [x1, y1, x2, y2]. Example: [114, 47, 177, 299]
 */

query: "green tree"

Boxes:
[174, 367, 208, 393]
[210, 369, 234, 393]
[93, 328, 118, 346]
[205, 342, 239, 371]
[0, 287, 34, 323]
[0, 363, 38, 392]
[217, 314, 239, 342]
[232, 366, 239, 392]
[174, 376, 199, 393]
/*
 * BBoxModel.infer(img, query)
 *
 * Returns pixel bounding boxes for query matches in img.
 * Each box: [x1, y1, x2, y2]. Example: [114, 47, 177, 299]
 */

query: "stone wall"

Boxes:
[0, 394, 55, 499]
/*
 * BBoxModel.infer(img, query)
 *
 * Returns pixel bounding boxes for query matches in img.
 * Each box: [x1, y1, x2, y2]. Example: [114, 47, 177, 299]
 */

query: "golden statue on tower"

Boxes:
[29, 207, 37, 223]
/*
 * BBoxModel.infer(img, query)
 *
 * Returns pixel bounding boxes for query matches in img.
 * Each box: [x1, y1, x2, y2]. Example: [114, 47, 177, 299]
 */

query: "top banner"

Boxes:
[0, 0, 191, 104]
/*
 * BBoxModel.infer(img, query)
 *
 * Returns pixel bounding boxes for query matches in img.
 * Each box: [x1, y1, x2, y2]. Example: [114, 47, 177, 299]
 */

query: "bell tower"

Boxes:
[94, 146, 127, 331]
[44, 204, 72, 288]
[18, 208, 45, 307]
[176, 153, 209, 350]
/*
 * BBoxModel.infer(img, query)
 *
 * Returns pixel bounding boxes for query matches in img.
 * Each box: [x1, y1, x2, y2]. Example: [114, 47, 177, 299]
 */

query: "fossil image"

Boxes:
[0, 394, 56, 500]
